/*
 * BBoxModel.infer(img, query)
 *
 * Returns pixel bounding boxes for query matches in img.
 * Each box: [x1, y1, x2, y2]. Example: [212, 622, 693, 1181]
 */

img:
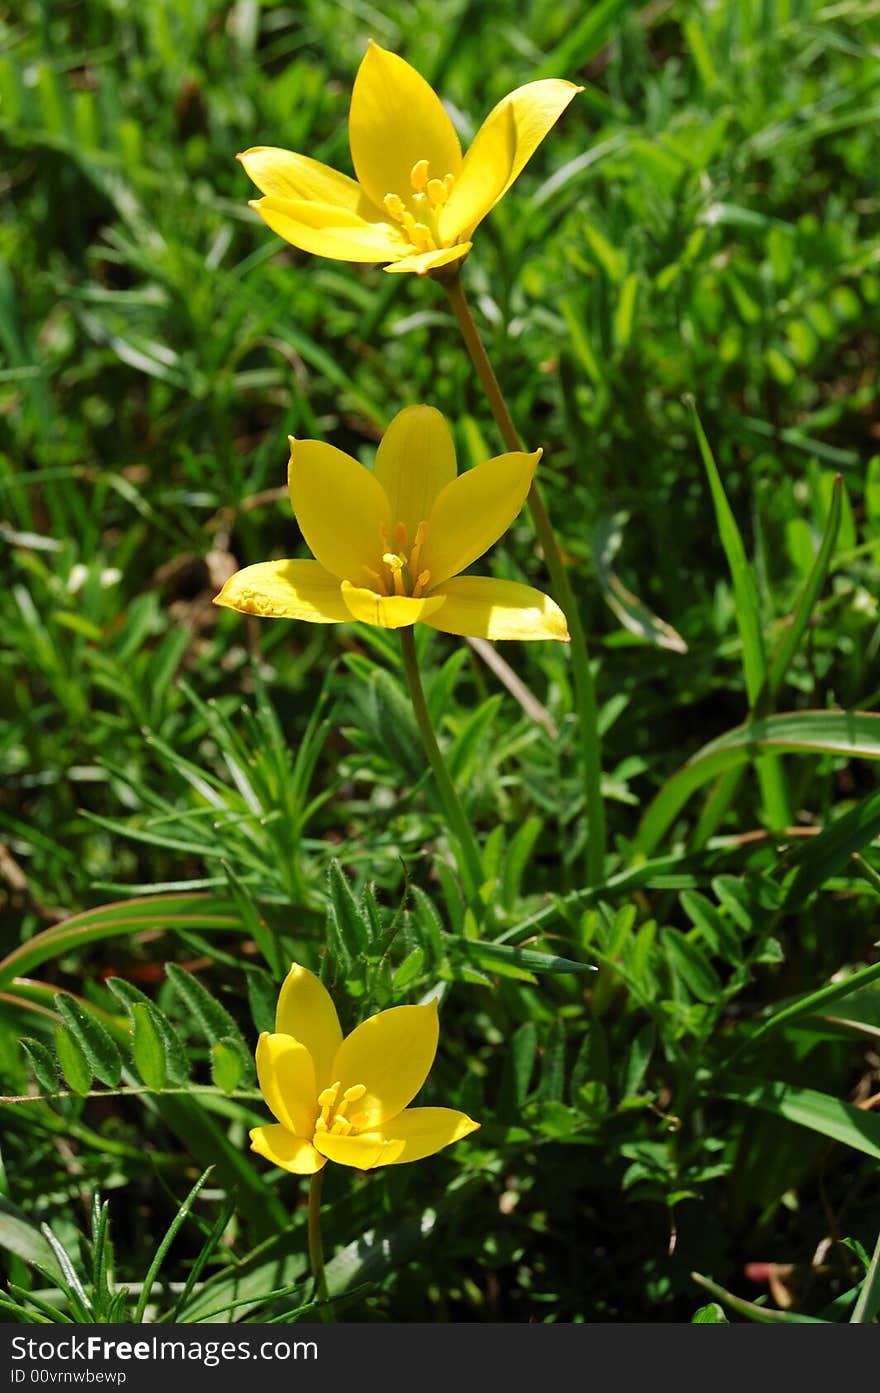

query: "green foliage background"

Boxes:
[1, 0, 879, 1323]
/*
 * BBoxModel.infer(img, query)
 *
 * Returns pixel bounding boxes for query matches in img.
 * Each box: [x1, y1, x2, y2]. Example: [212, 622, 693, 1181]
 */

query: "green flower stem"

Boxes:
[442, 272, 606, 884]
[399, 624, 484, 903]
[308, 1169, 333, 1320]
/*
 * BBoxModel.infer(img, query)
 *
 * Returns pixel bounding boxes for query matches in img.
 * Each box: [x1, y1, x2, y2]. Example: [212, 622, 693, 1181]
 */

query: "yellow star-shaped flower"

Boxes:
[250, 962, 479, 1173]
[214, 404, 570, 641]
[238, 40, 582, 275]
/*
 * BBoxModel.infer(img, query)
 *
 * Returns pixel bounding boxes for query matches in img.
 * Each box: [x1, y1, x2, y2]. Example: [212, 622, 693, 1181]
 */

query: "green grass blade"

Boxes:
[132, 1168, 213, 1323]
[635, 710, 880, 856]
[720, 1078, 880, 1162]
[851, 1229, 880, 1323]
[686, 397, 790, 827]
[758, 474, 843, 713]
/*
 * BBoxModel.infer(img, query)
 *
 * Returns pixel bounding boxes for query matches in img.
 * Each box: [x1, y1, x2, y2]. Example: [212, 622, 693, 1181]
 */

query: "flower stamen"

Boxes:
[363, 565, 388, 595]
[410, 159, 429, 192]
[426, 178, 448, 208]
[409, 520, 428, 579]
[317, 1080, 367, 1136]
[382, 552, 407, 596]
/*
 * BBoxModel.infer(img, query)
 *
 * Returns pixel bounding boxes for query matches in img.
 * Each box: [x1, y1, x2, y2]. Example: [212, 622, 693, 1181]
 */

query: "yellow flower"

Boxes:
[249, 962, 479, 1173]
[214, 404, 569, 641]
[237, 40, 582, 276]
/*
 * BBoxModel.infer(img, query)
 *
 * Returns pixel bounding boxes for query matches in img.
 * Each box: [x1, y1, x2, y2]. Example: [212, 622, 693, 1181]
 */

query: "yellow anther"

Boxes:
[443, 173, 455, 195]
[412, 222, 435, 252]
[363, 565, 388, 596]
[399, 209, 436, 252]
[412, 568, 431, 598]
[383, 193, 406, 223]
[426, 178, 448, 208]
[395, 521, 409, 550]
[314, 1116, 327, 1132]
[330, 1117, 353, 1136]
[410, 159, 429, 191]
[317, 1082, 340, 1109]
[343, 1083, 367, 1103]
[382, 553, 407, 597]
[409, 521, 428, 578]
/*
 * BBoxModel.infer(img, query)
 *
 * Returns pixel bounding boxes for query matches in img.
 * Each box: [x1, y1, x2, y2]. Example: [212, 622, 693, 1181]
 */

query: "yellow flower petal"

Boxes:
[373, 405, 457, 540]
[213, 559, 349, 623]
[250, 1124, 326, 1175]
[238, 147, 379, 217]
[383, 242, 472, 276]
[251, 197, 406, 262]
[442, 79, 581, 241]
[424, 575, 570, 642]
[255, 1032, 318, 1137]
[349, 41, 462, 209]
[313, 1107, 479, 1170]
[275, 963, 343, 1092]
[288, 438, 392, 582]
[330, 1001, 439, 1129]
[340, 582, 445, 630]
[439, 103, 516, 244]
[312, 1129, 404, 1169]
[419, 449, 540, 587]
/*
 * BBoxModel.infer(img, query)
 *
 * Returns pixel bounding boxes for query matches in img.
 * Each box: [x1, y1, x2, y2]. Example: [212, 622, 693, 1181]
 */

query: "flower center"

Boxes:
[314, 1080, 368, 1137]
[382, 160, 456, 254]
[364, 520, 431, 599]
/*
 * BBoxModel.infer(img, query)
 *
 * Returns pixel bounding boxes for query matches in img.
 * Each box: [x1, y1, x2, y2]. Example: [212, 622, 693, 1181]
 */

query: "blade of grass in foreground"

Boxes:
[719, 1078, 880, 1162]
[635, 709, 880, 856]
[851, 1229, 880, 1323]
[686, 396, 791, 828]
[692, 475, 843, 847]
[0, 894, 241, 987]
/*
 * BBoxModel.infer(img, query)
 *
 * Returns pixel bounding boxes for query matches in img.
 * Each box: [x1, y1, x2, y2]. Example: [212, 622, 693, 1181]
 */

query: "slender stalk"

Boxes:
[308, 1169, 333, 1320]
[441, 272, 606, 884]
[399, 624, 484, 903]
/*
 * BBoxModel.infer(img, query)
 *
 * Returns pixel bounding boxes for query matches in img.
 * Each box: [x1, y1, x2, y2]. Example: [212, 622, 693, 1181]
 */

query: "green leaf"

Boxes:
[757, 474, 843, 714]
[133, 1169, 213, 1323]
[131, 1003, 167, 1091]
[391, 948, 425, 993]
[852, 1229, 880, 1323]
[730, 959, 880, 1057]
[692, 1271, 826, 1323]
[0, 894, 240, 988]
[53, 1025, 92, 1095]
[783, 785, 880, 912]
[686, 398, 765, 703]
[54, 995, 122, 1087]
[245, 965, 278, 1036]
[165, 963, 251, 1073]
[636, 710, 880, 856]
[593, 512, 688, 653]
[21, 1037, 59, 1097]
[691, 1302, 728, 1323]
[327, 860, 369, 957]
[0, 1197, 62, 1277]
[685, 397, 789, 827]
[211, 1038, 245, 1095]
[720, 1078, 880, 1161]
[444, 934, 593, 979]
[106, 978, 189, 1085]
[663, 929, 722, 1004]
